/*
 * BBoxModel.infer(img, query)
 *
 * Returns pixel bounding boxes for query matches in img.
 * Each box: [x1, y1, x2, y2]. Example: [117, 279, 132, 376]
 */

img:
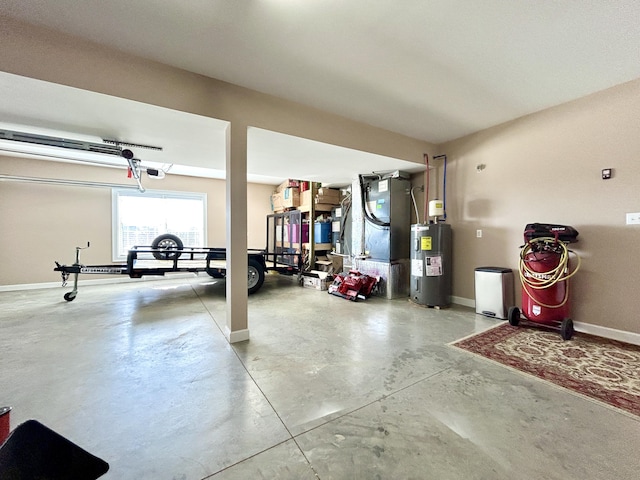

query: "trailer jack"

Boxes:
[56, 242, 90, 302]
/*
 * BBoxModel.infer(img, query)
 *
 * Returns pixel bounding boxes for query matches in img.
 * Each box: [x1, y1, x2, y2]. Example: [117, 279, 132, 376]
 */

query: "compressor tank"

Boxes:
[521, 250, 571, 323]
[410, 223, 452, 307]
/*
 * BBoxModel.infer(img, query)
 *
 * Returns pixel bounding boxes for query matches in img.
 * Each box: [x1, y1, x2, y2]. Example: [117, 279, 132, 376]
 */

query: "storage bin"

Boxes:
[314, 222, 331, 243]
[474, 267, 514, 319]
[287, 223, 309, 243]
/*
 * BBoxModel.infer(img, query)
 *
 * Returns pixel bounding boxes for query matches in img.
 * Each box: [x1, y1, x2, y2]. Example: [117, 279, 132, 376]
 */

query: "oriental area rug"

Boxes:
[451, 323, 640, 417]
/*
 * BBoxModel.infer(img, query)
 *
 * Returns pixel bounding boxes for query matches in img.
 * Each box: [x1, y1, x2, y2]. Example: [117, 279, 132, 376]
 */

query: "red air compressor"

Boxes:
[508, 223, 581, 340]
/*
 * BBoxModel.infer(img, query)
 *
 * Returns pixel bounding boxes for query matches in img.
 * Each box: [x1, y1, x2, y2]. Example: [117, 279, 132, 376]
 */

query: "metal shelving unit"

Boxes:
[267, 184, 335, 272]
[266, 210, 303, 269]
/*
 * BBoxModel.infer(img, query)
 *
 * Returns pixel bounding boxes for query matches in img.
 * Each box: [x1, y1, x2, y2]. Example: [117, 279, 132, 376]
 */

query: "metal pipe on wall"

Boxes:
[423, 153, 429, 224]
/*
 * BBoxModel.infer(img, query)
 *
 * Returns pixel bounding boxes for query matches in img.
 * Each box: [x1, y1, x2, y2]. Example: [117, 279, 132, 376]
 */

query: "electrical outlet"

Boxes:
[626, 213, 640, 225]
[476, 229, 483, 238]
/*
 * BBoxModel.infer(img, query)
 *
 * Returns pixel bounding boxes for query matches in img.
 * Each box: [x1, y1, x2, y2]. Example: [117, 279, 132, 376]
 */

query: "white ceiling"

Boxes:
[0, 71, 422, 186]
[2, 1, 640, 185]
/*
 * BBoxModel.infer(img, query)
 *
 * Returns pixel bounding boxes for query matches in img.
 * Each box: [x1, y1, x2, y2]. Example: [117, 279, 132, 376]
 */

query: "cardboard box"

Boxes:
[301, 270, 331, 290]
[314, 204, 336, 212]
[314, 253, 343, 274]
[301, 189, 312, 207]
[301, 190, 335, 210]
[271, 193, 283, 212]
[315, 195, 340, 205]
[327, 253, 344, 274]
[316, 187, 341, 205]
[272, 187, 300, 211]
[282, 187, 300, 208]
[315, 255, 332, 273]
[317, 187, 341, 199]
[276, 179, 301, 192]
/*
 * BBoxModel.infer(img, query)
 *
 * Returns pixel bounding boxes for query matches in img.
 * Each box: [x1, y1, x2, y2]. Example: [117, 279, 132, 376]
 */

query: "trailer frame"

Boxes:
[54, 240, 302, 301]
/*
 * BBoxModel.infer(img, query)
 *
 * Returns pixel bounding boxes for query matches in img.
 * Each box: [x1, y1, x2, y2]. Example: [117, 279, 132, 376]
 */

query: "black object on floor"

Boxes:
[0, 419, 109, 479]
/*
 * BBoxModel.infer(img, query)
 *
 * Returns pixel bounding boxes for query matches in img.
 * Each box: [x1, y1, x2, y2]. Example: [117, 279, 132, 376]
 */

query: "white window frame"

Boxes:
[111, 188, 207, 261]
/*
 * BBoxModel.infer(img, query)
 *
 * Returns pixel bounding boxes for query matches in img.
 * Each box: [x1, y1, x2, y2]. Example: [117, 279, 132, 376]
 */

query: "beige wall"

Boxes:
[0, 157, 273, 285]
[1, 16, 638, 335]
[439, 78, 640, 334]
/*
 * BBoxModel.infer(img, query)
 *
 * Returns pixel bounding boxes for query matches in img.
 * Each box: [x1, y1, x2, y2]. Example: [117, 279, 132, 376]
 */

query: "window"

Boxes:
[112, 189, 207, 260]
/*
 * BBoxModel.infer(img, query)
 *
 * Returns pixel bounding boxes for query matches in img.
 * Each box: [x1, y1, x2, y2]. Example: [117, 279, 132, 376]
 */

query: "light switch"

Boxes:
[626, 213, 640, 225]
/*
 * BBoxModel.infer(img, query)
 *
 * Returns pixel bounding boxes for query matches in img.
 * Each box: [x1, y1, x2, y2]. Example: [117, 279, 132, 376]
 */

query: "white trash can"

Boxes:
[474, 267, 514, 319]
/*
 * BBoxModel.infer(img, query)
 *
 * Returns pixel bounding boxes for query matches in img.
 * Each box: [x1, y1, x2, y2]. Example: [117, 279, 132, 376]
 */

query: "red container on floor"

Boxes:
[521, 251, 571, 324]
[0, 406, 11, 444]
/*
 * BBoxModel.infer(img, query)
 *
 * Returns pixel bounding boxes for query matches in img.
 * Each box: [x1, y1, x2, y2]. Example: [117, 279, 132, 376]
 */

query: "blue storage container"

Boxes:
[314, 222, 331, 243]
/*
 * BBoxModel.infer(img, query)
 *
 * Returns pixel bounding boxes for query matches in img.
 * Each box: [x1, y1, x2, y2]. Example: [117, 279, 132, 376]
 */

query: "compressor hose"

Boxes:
[518, 237, 581, 308]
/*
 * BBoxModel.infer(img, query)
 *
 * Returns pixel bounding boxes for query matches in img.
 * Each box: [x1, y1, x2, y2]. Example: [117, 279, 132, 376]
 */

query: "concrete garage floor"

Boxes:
[1, 274, 639, 479]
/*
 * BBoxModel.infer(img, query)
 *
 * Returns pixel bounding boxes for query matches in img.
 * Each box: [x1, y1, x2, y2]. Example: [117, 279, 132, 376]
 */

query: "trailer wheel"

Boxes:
[206, 270, 225, 279]
[64, 292, 77, 302]
[508, 306, 520, 326]
[151, 234, 184, 260]
[248, 258, 265, 294]
[560, 318, 574, 341]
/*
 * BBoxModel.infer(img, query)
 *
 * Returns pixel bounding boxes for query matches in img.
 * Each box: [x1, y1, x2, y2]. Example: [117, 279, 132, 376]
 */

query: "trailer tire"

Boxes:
[248, 258, 265, 294]
[206, 270, 225, 279]
[205, 251, 226, 278]
[151, 234, 184, 260]
[64, 292, 77, 302]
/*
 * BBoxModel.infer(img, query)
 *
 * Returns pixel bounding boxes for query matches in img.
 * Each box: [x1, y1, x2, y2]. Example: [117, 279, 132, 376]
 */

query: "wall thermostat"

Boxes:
[602, 168, 612, 180]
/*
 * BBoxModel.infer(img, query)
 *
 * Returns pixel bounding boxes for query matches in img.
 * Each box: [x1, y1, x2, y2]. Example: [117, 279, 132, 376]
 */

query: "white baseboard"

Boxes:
[450, 296, 639, 345]
[225, 327, 250, 344]
[573, 322, 640, 346]
[451, 296, 475, 308]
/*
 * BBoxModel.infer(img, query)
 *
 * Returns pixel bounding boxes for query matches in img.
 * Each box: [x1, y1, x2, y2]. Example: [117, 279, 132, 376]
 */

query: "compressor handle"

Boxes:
[524, 228, 560, 246]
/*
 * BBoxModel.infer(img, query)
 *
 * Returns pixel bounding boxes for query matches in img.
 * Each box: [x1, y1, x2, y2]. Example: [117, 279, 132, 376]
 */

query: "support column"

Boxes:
[225, 123, 249, 343]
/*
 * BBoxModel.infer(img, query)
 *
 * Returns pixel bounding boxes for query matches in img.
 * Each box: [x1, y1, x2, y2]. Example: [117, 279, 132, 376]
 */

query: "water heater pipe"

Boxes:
[423, 153, 429, 224]
[433, 154, 448, 220]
